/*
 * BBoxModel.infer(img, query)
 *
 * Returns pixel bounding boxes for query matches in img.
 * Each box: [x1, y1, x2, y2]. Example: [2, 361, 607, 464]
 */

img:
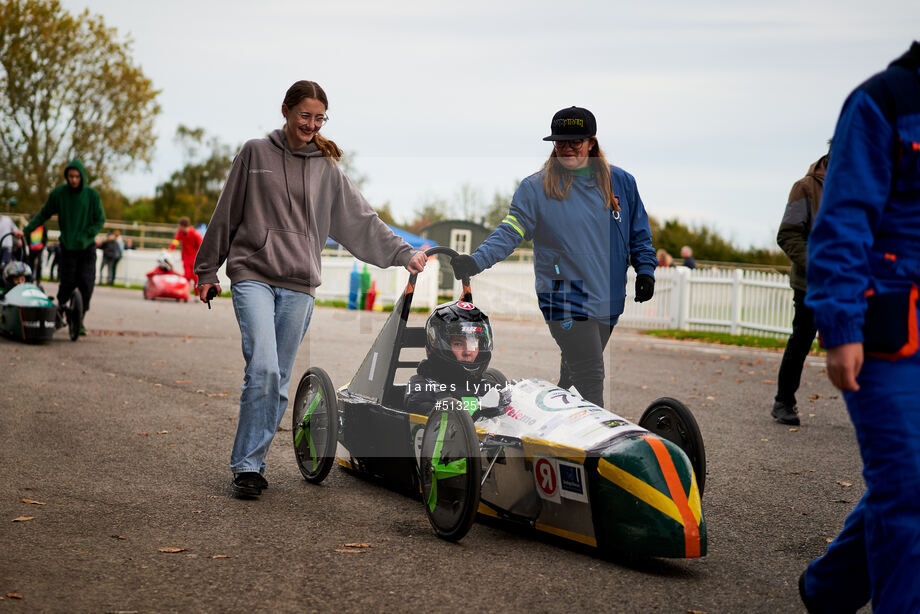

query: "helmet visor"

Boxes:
[436, 321, 493, 355]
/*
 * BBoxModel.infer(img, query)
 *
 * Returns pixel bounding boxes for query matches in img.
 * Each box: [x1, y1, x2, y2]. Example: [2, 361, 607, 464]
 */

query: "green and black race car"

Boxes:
[292, 247, 706, 558]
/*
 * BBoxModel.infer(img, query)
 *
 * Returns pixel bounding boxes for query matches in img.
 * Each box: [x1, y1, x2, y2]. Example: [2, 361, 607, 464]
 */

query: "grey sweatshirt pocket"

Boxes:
[240, 228, 317, 286]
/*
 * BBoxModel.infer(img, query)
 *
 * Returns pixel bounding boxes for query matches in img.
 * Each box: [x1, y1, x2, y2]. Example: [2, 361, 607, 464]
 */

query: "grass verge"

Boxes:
[643, 328, 824, 353]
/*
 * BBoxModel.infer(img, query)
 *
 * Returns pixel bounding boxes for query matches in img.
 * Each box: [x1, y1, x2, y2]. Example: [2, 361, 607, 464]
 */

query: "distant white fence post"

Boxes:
[673, 267, 690, 329]
[730, 269, 743, 335]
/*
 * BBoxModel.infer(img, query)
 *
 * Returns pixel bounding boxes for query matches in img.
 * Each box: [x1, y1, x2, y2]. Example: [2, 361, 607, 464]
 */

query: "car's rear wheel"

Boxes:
[420, 397, 481, 541]
[639, 397, 706, 495]
[292, 367, 338, 484]
[65, 288, 83, 342]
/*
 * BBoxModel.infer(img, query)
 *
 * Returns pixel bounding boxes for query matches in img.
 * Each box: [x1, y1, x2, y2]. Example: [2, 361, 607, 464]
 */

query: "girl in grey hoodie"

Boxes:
[195, 80, 427, 498]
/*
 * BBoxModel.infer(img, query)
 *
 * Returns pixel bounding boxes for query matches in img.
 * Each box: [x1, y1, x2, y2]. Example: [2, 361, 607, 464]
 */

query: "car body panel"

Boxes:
[0, 283, 57, 343]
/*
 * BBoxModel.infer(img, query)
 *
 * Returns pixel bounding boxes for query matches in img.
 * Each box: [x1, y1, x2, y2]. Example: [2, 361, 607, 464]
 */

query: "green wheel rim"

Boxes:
[294, 389, 322, 471]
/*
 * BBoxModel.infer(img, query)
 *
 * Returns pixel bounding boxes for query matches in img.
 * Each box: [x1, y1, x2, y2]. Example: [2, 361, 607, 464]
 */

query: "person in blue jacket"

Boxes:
[451, 106, 657, 409]
[799, 41, 920, 613]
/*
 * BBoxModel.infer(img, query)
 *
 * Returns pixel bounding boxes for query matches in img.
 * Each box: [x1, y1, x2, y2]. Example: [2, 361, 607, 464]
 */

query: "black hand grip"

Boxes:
[206, 286, 218, 309]
[403, 246, 473, 304]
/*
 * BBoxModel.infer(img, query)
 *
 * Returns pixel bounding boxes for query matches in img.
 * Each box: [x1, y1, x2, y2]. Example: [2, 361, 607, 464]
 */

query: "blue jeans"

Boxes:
[802, 351, 920, 613]
[230, 281, 314, 475]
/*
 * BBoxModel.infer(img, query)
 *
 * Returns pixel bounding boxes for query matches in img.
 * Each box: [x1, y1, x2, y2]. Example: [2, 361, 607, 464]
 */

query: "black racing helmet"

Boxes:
[2, 261, 32, 288]
[425, 300, 493, 381]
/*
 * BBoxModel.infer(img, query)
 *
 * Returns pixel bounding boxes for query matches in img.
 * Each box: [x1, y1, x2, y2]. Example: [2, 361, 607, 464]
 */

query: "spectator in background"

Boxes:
[656, 248, 673, 268]
[47, 242, 61, 281]
[0, 215, 18, 265]
[771, 146, 830, 426]
[680, 245, 696, 269]
[26, 216, 47, 284]
[100, 232, 119, 285]
[111, 229, 124, 283]
[124, 238, 135, 250]
[168, 217, 203, 287]
[798, 41, 920, 613]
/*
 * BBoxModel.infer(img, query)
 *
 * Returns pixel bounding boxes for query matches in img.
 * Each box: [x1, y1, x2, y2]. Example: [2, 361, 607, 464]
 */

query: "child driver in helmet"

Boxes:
[1, 261, 32, 295]
[405, 300, 500, 415]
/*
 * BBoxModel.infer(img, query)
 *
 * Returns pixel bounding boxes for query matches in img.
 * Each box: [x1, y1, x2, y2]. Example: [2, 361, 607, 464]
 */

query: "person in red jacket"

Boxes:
[167, 217, 203, 287]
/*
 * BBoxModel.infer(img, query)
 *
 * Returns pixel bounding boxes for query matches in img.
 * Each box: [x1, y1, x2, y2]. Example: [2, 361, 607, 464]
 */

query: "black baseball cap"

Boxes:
[543, 106, 597, 141]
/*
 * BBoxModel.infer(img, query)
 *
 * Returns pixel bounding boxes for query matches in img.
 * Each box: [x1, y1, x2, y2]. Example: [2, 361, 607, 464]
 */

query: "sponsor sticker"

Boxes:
[457, 301, 474, 310]
[558, 460, 588, 502]
[533, 456, 560, 503]
[412, 425, 424, 467]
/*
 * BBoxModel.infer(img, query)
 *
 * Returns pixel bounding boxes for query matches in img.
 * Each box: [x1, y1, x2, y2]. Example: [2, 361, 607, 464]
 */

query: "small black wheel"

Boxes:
[65, 288, 83, 342]
[292, 367, 338, 484]
[639, 397, 706, 495]
[482, 367, 507, 388]
[419, 397, 482, 541]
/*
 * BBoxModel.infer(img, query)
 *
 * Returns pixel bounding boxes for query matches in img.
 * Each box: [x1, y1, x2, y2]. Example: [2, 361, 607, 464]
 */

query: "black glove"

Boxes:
[450, 254, 480, 280]
[634, 274, 655, 303]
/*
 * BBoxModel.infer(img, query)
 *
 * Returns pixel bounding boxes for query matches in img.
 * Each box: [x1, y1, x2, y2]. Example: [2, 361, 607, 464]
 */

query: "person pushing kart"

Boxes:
[15, 159, 105, 335]
[405, 300, 502, 416]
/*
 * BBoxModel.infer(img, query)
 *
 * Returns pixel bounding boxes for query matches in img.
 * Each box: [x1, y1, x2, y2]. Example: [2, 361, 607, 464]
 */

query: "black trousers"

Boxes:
[546, 318, 616, 408]
[775, 289, 817, 407]
[27, 249, 43, 284]
[58, 246, 97, 313]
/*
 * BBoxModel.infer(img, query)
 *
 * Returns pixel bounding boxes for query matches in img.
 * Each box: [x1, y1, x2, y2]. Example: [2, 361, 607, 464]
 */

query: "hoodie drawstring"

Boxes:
[281, 149, 294, 214]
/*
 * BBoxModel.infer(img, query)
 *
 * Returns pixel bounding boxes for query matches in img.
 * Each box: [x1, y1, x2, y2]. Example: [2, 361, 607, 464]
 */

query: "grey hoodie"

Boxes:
[195, 129, 413, 294]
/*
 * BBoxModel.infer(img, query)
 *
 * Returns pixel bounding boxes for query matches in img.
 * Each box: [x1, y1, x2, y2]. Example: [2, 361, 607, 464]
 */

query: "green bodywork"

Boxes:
[0, 283, 56, 342]
[592, 435, 707, 558]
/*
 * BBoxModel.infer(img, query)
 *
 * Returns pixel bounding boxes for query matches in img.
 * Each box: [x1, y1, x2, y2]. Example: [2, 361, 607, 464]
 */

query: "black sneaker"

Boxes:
[256, 474, 268, 490]
[772, 401, 801, 425]
[232, 472, 264, 498]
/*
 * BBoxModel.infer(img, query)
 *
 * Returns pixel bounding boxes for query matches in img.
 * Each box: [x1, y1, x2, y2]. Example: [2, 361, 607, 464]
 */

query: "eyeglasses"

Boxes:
[297, 113, 329, 127]
[553, 139, 586, 151]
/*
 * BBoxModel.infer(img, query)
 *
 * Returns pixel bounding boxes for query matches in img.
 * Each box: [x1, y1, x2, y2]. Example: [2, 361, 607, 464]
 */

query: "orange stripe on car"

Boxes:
[640, 435, 701, 558]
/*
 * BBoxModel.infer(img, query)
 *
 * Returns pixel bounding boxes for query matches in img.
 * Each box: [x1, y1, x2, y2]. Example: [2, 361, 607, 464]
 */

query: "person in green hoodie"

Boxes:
[16, 160, 105, 330]
[195, 80, 427, 499]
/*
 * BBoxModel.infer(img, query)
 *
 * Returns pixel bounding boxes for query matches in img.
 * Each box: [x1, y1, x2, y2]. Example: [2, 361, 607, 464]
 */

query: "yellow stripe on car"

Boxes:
[597, 458, 685, 527]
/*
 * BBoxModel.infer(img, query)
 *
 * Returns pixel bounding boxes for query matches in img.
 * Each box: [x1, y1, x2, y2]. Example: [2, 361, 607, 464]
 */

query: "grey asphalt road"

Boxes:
[1, 283, 864, 613]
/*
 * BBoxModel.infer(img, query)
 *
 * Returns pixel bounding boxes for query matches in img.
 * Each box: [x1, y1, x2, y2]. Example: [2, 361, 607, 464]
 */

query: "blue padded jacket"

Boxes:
[472, 165, 657, 324]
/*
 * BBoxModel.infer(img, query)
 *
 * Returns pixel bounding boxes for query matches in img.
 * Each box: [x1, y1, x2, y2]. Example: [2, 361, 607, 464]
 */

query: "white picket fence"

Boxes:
[62, 249, 441, 310]
[64, 249, 794, 336]
[456, 264, 795, 338]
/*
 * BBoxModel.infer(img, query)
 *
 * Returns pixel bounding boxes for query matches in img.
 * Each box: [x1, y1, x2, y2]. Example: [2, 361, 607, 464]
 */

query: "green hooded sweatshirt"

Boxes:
[24, 159, 105, 251]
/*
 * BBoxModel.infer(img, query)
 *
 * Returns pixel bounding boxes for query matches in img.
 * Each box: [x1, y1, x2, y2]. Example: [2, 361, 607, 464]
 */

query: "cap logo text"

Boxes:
[553, 118, 584, 128]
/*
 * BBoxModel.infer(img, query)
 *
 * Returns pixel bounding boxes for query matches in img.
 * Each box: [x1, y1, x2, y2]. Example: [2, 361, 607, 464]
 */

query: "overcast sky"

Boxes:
[60, 0, 919, 248]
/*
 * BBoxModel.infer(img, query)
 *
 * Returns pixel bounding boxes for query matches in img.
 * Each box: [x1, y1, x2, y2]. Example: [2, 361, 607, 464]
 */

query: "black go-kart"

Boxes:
[0, 232, 83, 343]
[292, 247, 706, 558]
